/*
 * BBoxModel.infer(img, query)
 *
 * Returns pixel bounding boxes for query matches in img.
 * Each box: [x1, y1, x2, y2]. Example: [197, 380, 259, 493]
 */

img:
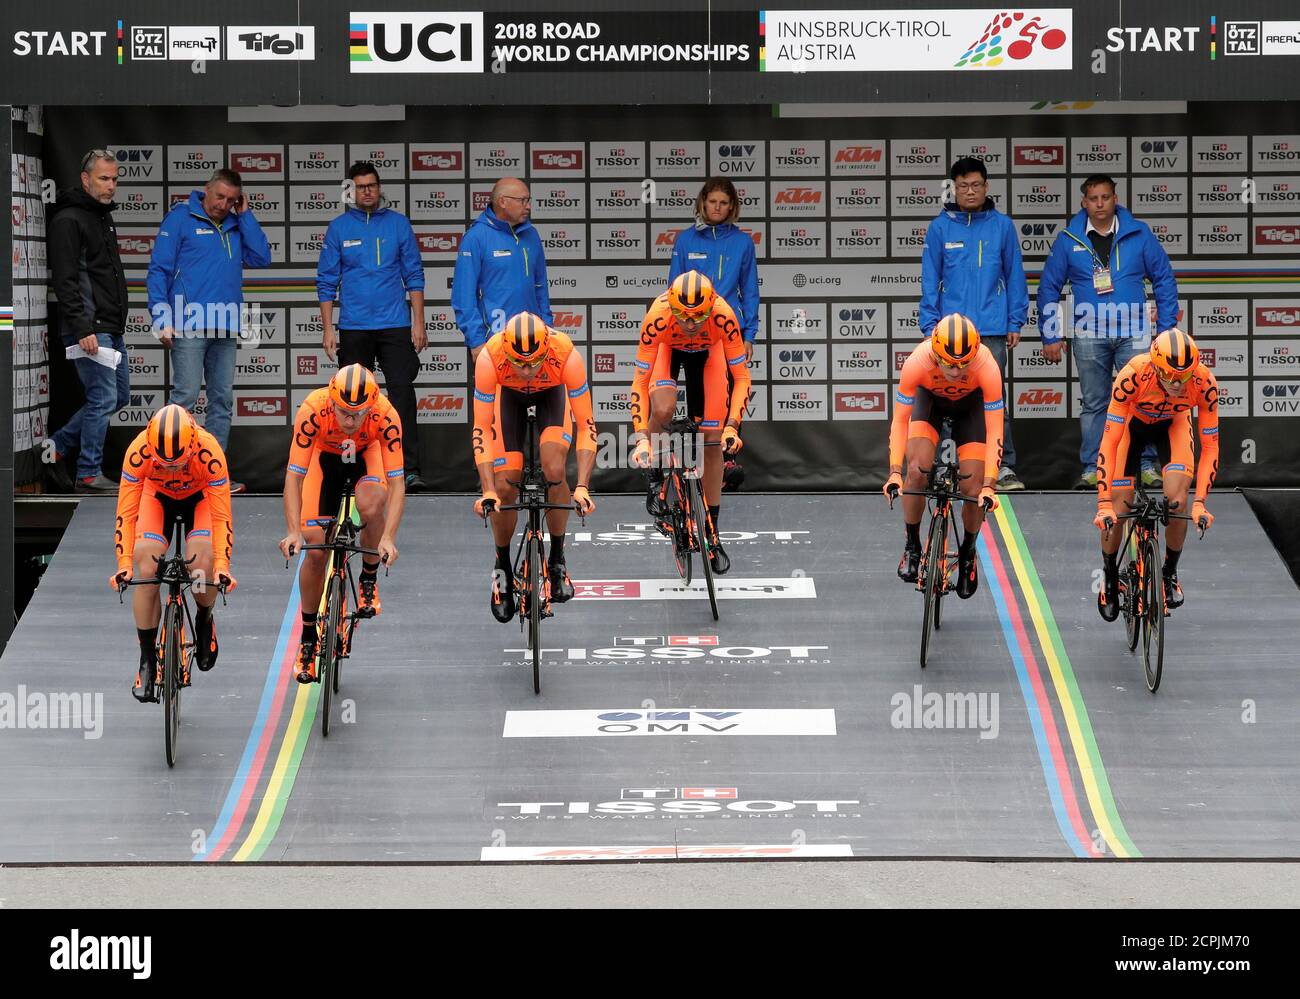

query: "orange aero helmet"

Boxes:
[1150, 328, 1199, 383]
[931, 314, 981, 368]
[502, 312, 551, 365]
[147, 404, 198, 463]
[667, 270, 717, 321]
[329, 363, 380, 412]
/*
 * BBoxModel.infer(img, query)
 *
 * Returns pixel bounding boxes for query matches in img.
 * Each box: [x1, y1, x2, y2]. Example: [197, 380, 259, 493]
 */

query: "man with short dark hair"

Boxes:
[46, 149, 131, 493]
[920, 157, 1028, 490]
[1038, 175, 1178, 490]
[317, 162, 427, 490]
[148, 167, 271, 492]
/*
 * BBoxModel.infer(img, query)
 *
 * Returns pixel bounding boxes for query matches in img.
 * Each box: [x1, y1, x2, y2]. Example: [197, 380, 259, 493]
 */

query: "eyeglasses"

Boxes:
[932, 349, 972, 371]
[955, 181, 986, 192]
[500, 195, 532, 204]
[81, 149, 113, 172]
[510, 353, 546, 369]
[670, 305, 711, 325]
[1157, 369, 1194, 386]
[353, 182, 380, 192]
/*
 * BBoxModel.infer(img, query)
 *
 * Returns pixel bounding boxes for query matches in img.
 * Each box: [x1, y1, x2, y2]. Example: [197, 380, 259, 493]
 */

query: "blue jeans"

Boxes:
[53, 333, 131, 479]
[169, 332, 237, 451]
[981, 335, 1016, 470]
[1073, 333, 1154, 474]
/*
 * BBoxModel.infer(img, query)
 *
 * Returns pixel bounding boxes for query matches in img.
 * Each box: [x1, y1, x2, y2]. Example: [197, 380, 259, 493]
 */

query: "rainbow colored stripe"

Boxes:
[0, 306, 14, 330]
[350, 23, 371, 62]
[979, 498, 1139, 857]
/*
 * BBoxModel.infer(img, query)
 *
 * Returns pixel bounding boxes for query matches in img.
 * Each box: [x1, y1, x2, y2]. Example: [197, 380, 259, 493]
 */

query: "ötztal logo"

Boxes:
[955, 11, 1068, 68]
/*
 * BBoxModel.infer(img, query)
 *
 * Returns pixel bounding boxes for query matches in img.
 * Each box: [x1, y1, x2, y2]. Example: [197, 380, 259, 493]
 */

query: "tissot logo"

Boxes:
[349, 12, 483, 73]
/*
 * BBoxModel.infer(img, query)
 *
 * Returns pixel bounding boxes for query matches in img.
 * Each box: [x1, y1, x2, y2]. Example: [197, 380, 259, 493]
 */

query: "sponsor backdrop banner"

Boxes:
[31, 100, 1300, 490]
[3, 3, 1300, 105]
[10, 111, 49, 487]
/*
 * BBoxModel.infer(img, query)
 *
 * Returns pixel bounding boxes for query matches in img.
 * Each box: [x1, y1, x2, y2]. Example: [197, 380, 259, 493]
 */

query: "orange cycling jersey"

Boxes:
[630, 294, 751, 434]
[1098, 355, 1220, 502]
[888, 341, 1005, 475]
[288, 386, 405, 480]
[471, 330, 598, 462]
[115, 426, 233, 572]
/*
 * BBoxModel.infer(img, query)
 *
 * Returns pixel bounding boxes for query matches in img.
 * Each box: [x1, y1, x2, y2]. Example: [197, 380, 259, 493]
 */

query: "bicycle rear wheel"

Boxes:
[688, 477, 719, 621]
[528, 531, 544, 694]
[321, 573, 344, 736]
[1142, 535, 1165, 692]
[162, 601, 183, 768]
[333, 577, 349, 696]
[920, 511, 945, 668]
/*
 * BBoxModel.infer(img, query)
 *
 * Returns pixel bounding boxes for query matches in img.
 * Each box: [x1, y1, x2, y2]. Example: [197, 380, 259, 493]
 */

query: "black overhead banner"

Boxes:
[3, 1, 1300, 106]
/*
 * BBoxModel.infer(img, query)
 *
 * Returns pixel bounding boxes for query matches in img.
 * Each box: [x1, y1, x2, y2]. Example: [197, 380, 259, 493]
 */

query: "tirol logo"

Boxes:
[237, 396, 286, 417]
[835, 390, 885, 414]
[411, 149, 462, 173]
[1256, 224, 1300, 246]
[1256, 306, 1300, 327]
[1014, 144, 1064, 166]
[417, 231, 462, 253]
[532, 149, 584, 172]
[349, 13, 482, 73]
[231, 152, 282, 174]
[954, 12, 1069, 68]
[116, 234, 156, 256]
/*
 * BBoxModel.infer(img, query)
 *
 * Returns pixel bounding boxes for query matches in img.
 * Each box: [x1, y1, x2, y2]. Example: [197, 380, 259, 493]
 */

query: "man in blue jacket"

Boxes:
[148, 168, 271, 491]
[318, 162, 427, 490]
[920, 157, 1029, 490]
[1037, 176, 1178, 489]
[451, 178, 553, 363]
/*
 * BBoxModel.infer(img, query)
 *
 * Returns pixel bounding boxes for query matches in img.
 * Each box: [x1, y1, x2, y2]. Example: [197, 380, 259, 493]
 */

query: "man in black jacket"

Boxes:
[47, 149, 131, 492]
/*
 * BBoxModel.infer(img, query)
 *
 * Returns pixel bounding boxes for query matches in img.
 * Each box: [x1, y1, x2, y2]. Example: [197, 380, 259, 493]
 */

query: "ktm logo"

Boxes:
[835, 147, 882, 163]
[656, 229, 684, 245]
[1018, 389, 1063, 406]
[417, 394, 463, 411]
[775, 188, 822, 204]
[552, 312, 582, 329]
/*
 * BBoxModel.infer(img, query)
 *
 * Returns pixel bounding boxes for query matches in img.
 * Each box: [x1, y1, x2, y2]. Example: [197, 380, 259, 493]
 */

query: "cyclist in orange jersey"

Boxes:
[472, 312, 597, 622]
[1093, 329, 1219, 617]
[629, 271, 750, 574]
[884, 314, 1003, 599]
[278, 364, 405, 682]
[111, 404, 235, 702]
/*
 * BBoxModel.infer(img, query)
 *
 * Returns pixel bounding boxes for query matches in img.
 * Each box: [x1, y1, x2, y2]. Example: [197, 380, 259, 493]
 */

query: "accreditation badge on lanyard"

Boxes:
[1092, 261, 1114, 295]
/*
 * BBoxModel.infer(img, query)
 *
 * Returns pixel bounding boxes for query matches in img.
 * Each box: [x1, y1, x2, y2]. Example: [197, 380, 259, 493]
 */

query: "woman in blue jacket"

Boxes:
[668, 179, 759, 488]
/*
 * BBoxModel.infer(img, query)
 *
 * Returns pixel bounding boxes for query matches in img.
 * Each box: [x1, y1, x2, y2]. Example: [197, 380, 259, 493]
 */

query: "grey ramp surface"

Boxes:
[0, 498, 291, 861]
[0, 493, 1295, 862]
[1017, 491, 1300, 857]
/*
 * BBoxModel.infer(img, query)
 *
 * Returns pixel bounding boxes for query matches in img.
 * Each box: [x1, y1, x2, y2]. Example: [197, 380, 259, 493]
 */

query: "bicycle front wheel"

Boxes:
[689, 477, 719, 621]
[162, 601, 183, 768]
[321, 574, 345, 736]
[1142, 535, 1165, 692]
[666, 472, 691, 584]
[528, 532, 544, 695]
[920, 511, 945, 668]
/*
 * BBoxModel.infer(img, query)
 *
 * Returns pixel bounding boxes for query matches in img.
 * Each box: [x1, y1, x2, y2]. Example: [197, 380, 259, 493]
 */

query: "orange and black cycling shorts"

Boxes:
[300, 446, 386, 531]
[1109, 413, 1195, 489]
[651, 343, 728, 429]
[491, 384, 571, 474]
[137, 485, 210, 553]
[908, 387, 987, 463]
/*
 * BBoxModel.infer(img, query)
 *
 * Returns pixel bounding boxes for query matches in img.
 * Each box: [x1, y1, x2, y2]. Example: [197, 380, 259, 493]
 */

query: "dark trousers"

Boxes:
[338, 328, 420, 474]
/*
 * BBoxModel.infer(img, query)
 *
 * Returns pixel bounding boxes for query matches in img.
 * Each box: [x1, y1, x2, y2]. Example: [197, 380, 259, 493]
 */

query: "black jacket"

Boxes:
[48, 189, 129, 346]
